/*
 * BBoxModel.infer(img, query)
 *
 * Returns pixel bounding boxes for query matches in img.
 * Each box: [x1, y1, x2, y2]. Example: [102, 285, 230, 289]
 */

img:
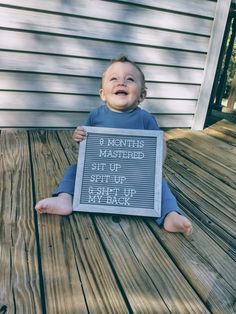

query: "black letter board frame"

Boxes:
[73, 127, 163, 217]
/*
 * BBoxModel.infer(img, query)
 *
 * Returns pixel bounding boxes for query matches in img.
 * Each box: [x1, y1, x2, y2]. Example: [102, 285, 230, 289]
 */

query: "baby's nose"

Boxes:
[117, 79, 126, 85]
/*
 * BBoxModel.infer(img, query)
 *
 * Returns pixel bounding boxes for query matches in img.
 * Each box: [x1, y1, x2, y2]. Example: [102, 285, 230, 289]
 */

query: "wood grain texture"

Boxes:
[56, 131, 130, 313]
[178, 201, 236, 262]
[56, 131, 208, 313]
[164, 123, 236, 249]
[58, 130, 209, 313]
[160, 122, 236, 313]
[148, 219, 236, 314]
[68, 214, 129, 314]
[29, 130, 128, 314]
[0, 130, 41, 313]
[165, 129, 236, 189]
[94, 216, 176, 314]
[111, 216, 209, 313]
[29, 130, 88, 314]
[1, 124, 236, 313]
[164, 150, 236, 244]
[203, 120, 236, 145]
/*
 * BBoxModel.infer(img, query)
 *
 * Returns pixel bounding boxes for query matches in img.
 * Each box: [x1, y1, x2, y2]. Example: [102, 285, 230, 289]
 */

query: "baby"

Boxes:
[35, 56, 192, 235]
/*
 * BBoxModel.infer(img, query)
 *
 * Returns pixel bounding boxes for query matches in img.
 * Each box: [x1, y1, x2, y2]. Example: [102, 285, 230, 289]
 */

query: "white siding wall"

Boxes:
[0, 0, 231, 129]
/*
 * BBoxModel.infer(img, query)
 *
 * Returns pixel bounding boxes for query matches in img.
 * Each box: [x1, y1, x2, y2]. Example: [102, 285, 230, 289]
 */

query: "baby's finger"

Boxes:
[73, 127, 87, 142]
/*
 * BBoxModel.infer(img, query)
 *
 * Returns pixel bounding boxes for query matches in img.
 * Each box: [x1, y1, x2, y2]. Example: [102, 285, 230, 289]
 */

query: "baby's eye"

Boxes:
[127, 77, 134, 82]
[110, 77, 117, 81]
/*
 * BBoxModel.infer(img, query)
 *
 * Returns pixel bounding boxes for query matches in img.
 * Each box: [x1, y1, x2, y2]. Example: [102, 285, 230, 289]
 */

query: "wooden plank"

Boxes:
[68, 214, 130, 314]
[0, 0, 213, 35]
[55, 130, 130, 313]
[56, 130, 209, 313]
[203, 120, 236, 145]
[166, 129, 236, 169]
[0, 72, 200, 98]
[56, 131, 209, 313]
[164, 167, 236, 249]
[0, 122, 235, 313]
[0, 51, 204, 84]
[29, 130, 128, 313]
[177, 203, 236, 262]
[115, 0, 216, 17]
[192, 0, 231, 129]
[0, 130, 41, 313]
[0, 91, 197, 114]
[164, 149, 236, 241]
[0, 7, 210, 52]
[0, 29, 207, 68]
[167, 148, 236, 222]
[55, 130, 78, 164]
[93, 215, 209, 313]
[29, 130, 88, 314]
[148, 218, 236, 314]
[165, 129, 236, 188]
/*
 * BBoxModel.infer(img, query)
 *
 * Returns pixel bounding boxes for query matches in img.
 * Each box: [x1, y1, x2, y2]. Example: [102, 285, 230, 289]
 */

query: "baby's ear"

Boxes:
[99, 88, 106, 101]
[139, 89, 147, 103]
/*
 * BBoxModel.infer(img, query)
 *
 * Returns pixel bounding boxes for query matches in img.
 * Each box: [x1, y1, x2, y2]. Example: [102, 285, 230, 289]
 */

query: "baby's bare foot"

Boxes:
[35, 193, 73, 215]
[163, 212, 193, 235]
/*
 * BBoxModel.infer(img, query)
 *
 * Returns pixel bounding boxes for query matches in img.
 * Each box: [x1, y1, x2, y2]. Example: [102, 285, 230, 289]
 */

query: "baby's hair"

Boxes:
[100, 55, 146, 90]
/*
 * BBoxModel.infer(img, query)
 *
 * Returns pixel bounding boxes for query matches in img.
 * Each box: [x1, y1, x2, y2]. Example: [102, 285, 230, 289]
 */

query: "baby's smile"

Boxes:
[114, 89, 128, 95]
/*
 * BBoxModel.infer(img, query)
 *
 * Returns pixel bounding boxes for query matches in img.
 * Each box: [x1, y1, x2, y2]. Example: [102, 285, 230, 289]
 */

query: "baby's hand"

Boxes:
[73, 126, 87, 143]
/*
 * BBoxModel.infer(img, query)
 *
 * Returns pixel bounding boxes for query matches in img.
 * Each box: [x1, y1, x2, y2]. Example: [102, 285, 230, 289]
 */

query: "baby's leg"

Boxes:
[156, 179, 192, 235]
[35, 193, 73, 215]
[35, 164, 77, 215]
[52, 164, 77, 196]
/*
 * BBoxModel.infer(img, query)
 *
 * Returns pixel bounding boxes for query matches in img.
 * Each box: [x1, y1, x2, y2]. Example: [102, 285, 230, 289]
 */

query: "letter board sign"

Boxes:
[73, 127, 163, 217]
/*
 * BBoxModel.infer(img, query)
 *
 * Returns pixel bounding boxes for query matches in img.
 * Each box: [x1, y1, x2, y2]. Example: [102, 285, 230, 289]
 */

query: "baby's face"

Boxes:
[99, 62, 145, 112]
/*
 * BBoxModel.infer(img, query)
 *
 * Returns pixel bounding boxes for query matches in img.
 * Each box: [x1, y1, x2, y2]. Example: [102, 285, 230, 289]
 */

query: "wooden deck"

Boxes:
[0, 119, 235, 314]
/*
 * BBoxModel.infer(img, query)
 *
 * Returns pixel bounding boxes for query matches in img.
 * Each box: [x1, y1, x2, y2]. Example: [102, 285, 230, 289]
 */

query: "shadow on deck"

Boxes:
[0, 119, 235, 314]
